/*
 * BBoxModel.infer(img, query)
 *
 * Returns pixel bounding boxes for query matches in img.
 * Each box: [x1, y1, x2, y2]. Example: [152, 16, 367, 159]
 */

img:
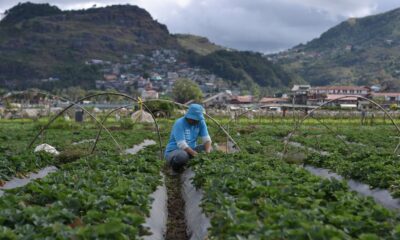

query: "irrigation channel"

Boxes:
[164, 142, 237, 240]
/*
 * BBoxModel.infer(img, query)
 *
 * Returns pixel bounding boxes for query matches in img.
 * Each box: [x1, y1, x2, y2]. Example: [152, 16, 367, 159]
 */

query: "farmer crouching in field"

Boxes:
[165, 104, 212, 173]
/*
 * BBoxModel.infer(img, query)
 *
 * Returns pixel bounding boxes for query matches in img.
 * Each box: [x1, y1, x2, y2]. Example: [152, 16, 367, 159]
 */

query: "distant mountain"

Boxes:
[0, 2, 179, 88]
[188, 50, 296, 88]
[0, 2, 296, 91]
[0, 2, 62, 26]
[272, 7, 400, 89]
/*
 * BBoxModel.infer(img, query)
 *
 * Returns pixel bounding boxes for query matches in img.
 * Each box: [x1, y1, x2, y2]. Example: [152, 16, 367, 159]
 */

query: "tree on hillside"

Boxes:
[172, 78, 203, 104]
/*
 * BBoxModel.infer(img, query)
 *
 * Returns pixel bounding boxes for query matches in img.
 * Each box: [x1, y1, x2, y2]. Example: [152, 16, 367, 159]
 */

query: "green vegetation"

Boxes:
[4, 112, 400, 238]
[190, 50, 295, 88]
[0, 147, 162, 238]
[175, 34, 224, 56]
[0, 3, 298, 91]
[274, 7, 400, 87]
[0, 119, 156, 182]
[191, 151, 400, 239]
[172, 78, 203, 103]
[0, 3, 179, 89]
[290, 124, 400, 197]
[0, 117, 165, 238]
[0, 2, 62, 26]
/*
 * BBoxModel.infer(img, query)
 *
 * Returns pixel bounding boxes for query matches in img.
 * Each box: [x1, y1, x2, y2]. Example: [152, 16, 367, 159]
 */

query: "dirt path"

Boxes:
[165, 168, 188, 240]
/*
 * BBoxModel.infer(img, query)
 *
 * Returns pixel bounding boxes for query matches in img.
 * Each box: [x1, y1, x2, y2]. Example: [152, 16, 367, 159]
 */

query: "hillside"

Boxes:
[0, 2, 179, 88]
[175, 34, 225, 55]
[272, 7, 400, 88]
[188, 50, 297, 88]
[0, 2, 296, 91]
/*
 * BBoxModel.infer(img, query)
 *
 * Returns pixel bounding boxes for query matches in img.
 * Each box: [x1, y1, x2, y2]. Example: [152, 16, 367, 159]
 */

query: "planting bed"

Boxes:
[2, 117, 400, 239]
[190, 151, 400, 239]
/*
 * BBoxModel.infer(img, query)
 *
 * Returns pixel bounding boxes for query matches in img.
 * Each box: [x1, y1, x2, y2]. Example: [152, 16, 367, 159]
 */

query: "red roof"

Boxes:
[231, 95, 253, 103]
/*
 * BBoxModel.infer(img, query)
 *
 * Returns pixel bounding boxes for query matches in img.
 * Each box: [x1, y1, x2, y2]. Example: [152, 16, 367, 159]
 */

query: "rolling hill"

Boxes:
[272, 7, 400, 89]
[0, 2, 296, 91]
[0, 2, 179, 88]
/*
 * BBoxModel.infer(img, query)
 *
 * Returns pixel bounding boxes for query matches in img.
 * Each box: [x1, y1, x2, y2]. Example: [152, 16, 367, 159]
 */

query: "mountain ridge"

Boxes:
[0, 2, 295, 91]
[272, 6, 400, 89]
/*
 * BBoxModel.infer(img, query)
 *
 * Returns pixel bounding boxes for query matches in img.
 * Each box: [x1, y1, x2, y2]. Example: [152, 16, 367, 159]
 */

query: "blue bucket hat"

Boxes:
[185, 104, 205, 121]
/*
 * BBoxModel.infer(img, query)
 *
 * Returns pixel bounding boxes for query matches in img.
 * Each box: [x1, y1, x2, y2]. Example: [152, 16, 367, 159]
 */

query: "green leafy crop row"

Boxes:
[288, 124, 400, 197]
[0, 146, 162, 239]
[0, 121, 157, 182]
[190, 152, 400, 239]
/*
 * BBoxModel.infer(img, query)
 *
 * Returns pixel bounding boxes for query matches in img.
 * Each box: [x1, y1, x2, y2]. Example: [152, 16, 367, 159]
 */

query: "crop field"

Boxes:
[1, 116, 400, 239]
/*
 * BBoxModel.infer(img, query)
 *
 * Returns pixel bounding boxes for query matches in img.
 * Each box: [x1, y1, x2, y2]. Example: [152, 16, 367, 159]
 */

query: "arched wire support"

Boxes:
[28, 92, 163, 159]
[281, 95, 400, 158]
[28, 92, 162, 157]
[25, 91, 122, 152]
[90, 103, 137, 154]
[288, 108, 352, 152]
[212, 104, 277, 137]
[27, 97, 123, 152]
[0, 89, 80, 109]
[210, 104, 350, 152]
[26, 92, 238, 156]
[142, 99, 241, 151]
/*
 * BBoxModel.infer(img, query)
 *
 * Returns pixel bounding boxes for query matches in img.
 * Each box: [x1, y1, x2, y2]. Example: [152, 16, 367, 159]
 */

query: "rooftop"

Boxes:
[312, 86, 369, 91]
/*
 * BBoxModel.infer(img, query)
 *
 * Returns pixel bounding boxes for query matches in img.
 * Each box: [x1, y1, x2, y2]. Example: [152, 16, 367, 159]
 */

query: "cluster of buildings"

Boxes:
[202, 85, 400, 111]
[91, 49, 228, 100]
[2, 84, 400, 120]
[290, 85, 400, 109]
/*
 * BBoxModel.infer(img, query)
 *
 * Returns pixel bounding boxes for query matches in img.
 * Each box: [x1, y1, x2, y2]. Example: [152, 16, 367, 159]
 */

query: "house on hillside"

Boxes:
[291, 84, 311, 105]
[230, 95, 254, 105]
[141, 90, 159, 100]
[202, 90, 233, 108]
[309, 86, 370, 96]
[371, 92, 400, 106]
[322, 94, 360, 108]
[259, 97, 289, 105]
[306, 86, 370, 108]
[103, 74, 118, 81]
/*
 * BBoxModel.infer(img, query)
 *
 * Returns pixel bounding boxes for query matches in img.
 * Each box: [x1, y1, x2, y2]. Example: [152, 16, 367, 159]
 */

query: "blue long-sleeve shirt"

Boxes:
[165, 117, 211, 158]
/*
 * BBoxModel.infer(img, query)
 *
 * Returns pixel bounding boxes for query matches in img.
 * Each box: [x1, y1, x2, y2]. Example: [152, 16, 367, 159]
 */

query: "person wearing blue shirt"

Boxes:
[165, 104, 212, 172]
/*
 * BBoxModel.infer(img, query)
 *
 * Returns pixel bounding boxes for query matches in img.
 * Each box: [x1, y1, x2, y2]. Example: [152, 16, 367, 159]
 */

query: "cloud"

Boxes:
[0, 0, 399, 52]
[281, 0, 378, 18]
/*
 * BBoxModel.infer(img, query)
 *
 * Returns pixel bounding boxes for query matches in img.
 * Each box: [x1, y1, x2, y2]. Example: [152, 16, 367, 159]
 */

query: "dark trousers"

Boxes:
[165, 144, 206, 171]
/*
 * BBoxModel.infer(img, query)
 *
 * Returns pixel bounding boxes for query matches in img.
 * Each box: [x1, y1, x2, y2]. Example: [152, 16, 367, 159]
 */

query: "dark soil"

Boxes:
[165, 168, 188, 240]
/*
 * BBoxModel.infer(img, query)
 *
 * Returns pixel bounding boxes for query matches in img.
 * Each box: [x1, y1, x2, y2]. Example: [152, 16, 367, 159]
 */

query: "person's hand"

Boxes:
[185, 147, 198, 157]
[205, 141, 212, 153]
[191, 150, 198, 156]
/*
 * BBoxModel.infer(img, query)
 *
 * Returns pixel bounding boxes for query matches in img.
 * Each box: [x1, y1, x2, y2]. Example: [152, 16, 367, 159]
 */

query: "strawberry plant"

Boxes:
[0, 146, 163, 238]
[190, 152, 400, 239]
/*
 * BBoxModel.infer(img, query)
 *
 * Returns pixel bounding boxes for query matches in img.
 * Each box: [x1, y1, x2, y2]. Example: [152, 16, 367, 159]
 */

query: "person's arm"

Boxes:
[177, 140, 198, 156]
[200, 120, 212, 153]
[184, 146, 198, 156]
[174, 122, 198, 156]
[204, 140, 212, 153]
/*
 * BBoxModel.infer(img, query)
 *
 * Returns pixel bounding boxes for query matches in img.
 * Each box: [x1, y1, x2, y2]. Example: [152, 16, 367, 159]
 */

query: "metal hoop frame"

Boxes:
[27, 92, 241, 159]
[282, 95, 400, 157]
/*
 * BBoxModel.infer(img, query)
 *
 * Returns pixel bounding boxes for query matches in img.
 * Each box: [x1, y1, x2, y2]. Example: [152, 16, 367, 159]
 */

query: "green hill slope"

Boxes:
[189, 50, 296, 88]
[0, 2, 297, 91]
[0, 2, 179, 88]
[273, 7, 400, 87]
[175, 34, 225, 55]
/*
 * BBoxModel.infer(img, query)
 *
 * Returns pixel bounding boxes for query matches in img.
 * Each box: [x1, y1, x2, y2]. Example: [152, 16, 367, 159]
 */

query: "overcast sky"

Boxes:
[0, 0, 400, 53]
